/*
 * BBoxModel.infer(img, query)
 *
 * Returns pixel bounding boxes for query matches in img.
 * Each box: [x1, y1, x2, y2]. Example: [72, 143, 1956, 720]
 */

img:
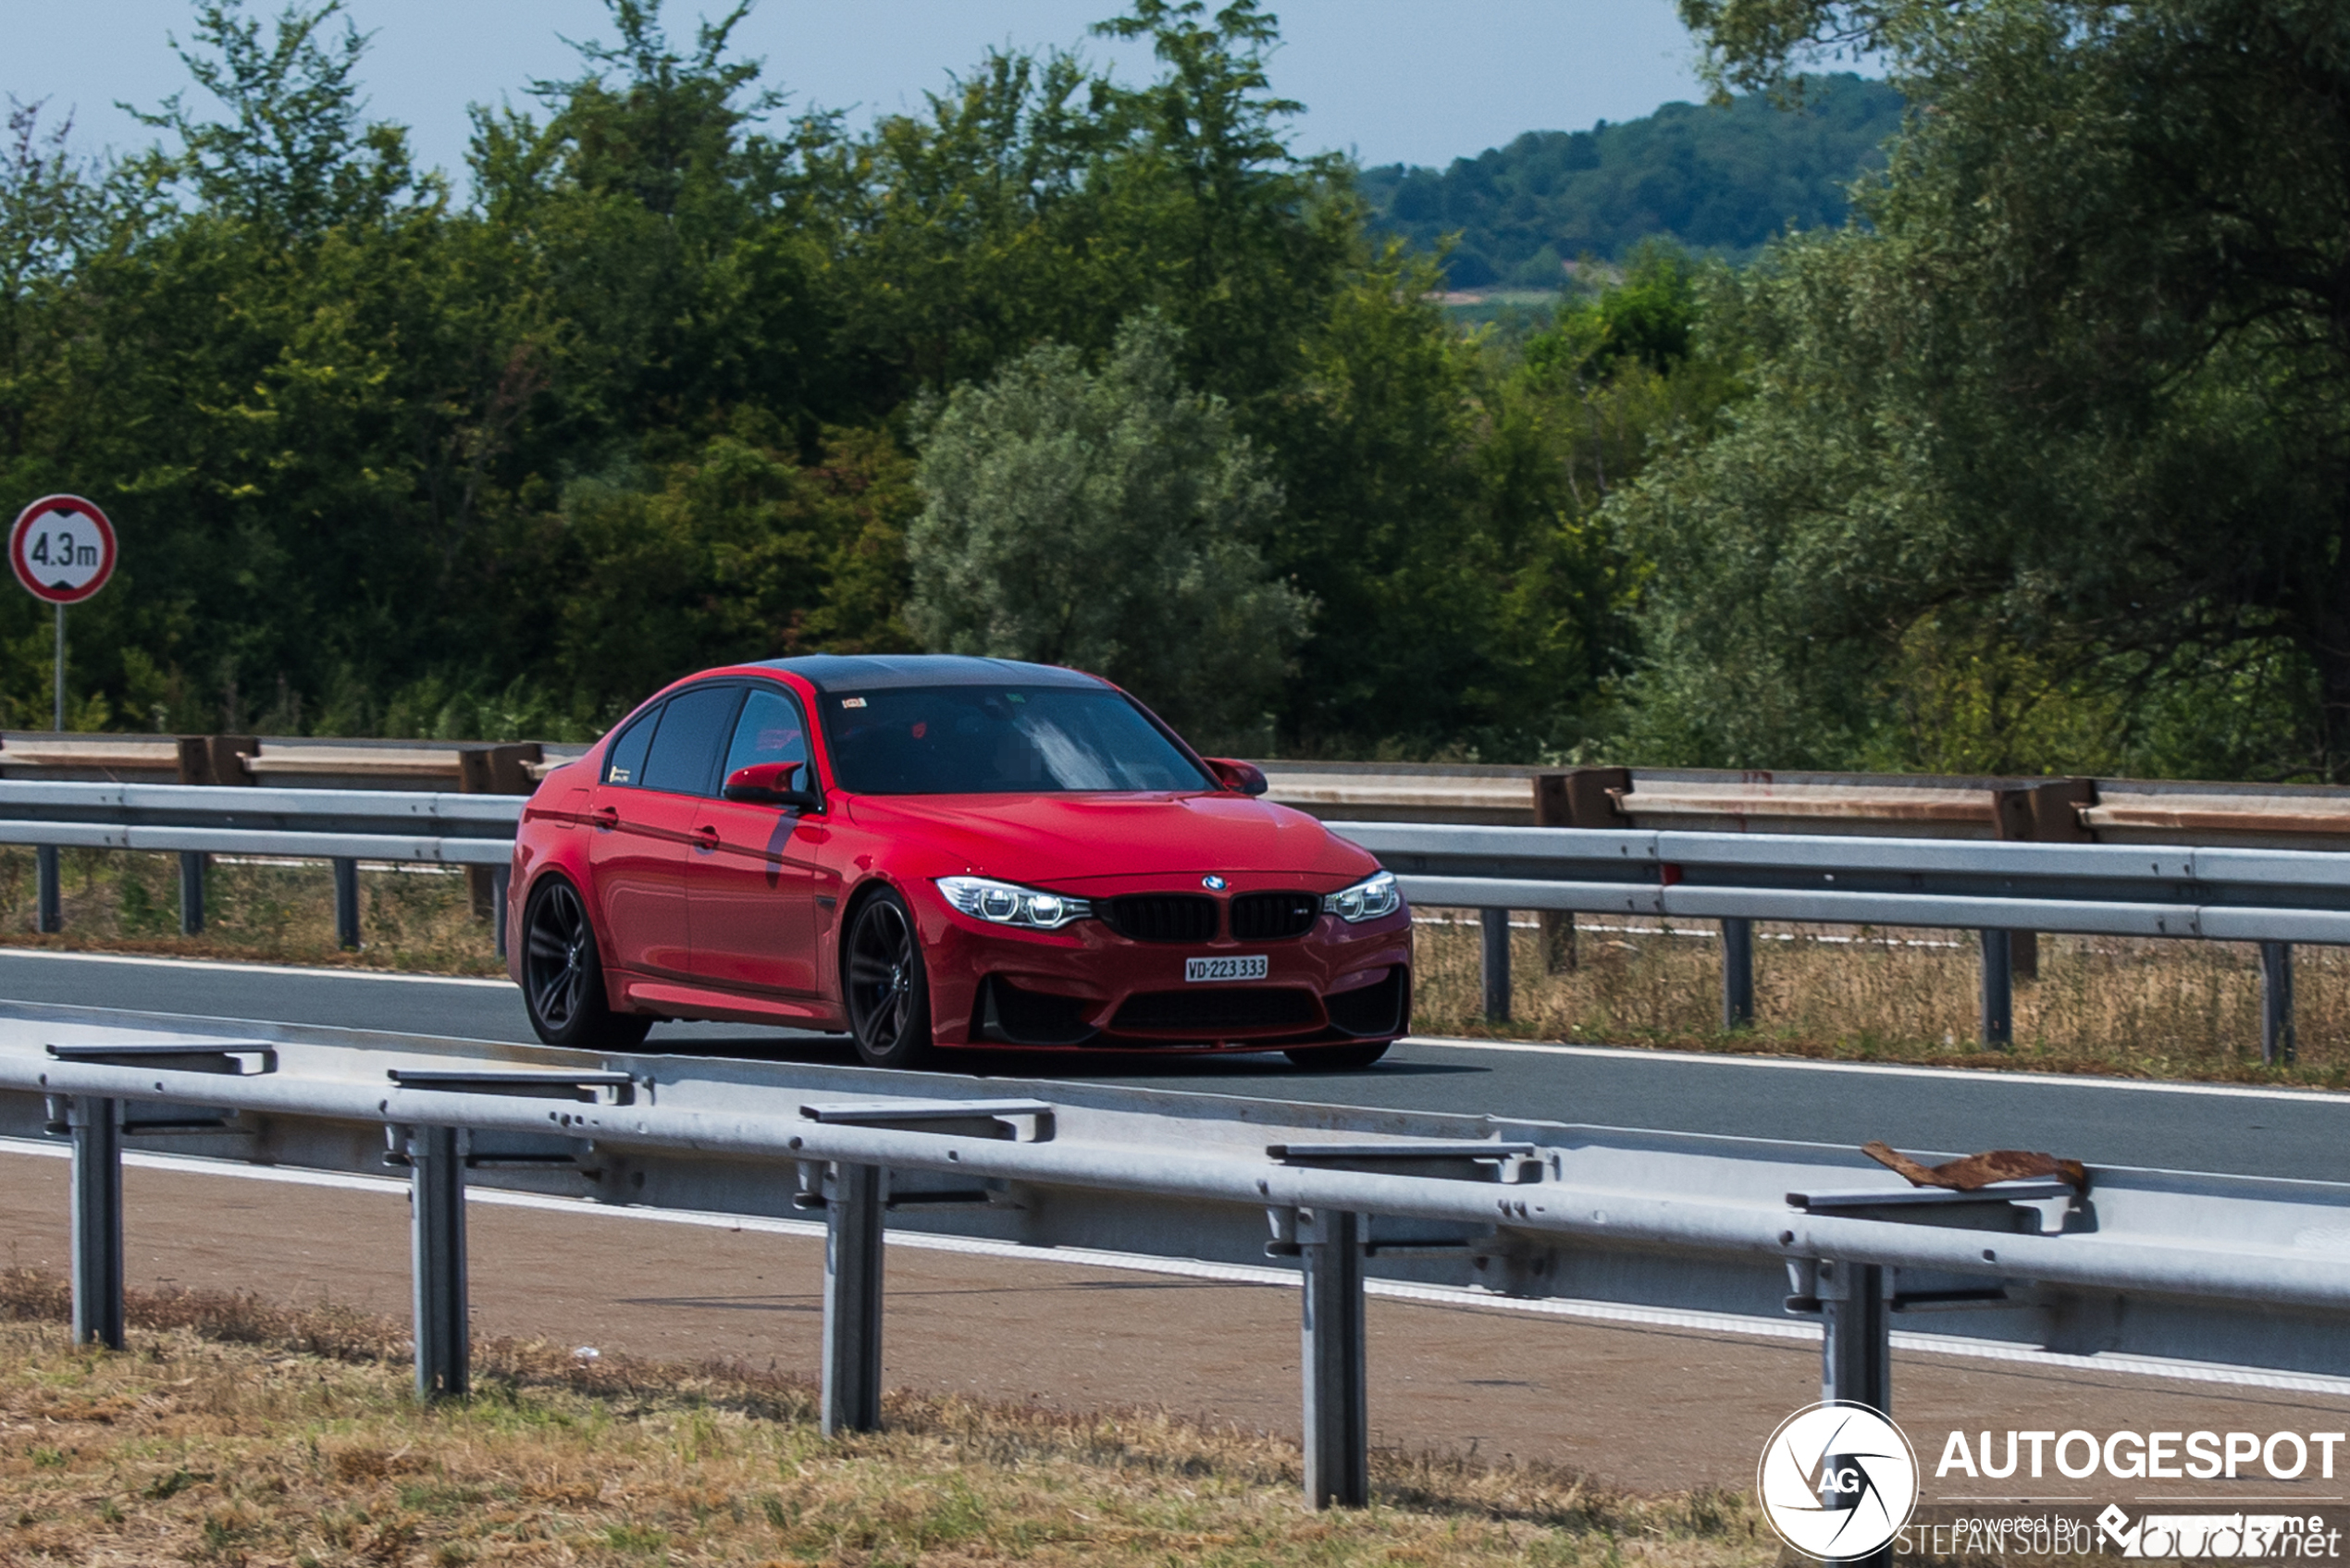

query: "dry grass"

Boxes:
[0, 1269, 1766, 1567]
[0, 847, 502, 977]
[1415, 913, 2350, 1088]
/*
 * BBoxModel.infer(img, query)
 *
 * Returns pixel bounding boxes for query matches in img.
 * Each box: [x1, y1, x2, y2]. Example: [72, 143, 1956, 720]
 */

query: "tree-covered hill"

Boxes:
[1355, 74, 1903, 289]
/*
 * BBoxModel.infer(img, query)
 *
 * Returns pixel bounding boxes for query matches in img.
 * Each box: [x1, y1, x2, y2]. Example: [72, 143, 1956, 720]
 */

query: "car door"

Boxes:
[586, 685, 742, 978]
[689, 685, 821, 994]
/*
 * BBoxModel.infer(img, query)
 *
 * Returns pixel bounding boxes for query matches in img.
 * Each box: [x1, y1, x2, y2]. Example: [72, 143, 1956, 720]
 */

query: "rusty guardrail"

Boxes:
[13, 738, 2350, 850]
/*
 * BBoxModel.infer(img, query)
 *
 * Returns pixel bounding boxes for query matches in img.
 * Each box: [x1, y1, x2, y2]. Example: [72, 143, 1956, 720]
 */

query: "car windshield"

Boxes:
[822, 685, 1210, 795]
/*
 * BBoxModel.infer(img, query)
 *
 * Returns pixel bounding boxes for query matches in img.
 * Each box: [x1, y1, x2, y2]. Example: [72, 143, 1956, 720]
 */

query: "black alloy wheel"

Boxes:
[845, 890, 934, 1068]
[521, 876, 651, 1050]
[1283, 1041, 1391, 1070]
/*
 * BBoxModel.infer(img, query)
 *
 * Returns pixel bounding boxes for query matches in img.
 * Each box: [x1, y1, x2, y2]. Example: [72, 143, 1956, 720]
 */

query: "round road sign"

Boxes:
[10, 495, 116, 604]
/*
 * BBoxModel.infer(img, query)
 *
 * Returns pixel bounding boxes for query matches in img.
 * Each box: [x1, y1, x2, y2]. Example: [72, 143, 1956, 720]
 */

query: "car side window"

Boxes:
[639, 685, 745, 796]
[719, 687, 810, 786]
[603, 706, 659, 786]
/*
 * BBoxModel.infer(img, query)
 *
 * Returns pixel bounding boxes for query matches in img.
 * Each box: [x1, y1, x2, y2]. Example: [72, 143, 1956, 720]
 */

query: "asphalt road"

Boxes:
[0, 947, 2339, 1183]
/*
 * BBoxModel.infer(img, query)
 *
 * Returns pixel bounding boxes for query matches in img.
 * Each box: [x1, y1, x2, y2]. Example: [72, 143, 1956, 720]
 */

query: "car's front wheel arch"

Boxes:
[839, 879, 936, 1069]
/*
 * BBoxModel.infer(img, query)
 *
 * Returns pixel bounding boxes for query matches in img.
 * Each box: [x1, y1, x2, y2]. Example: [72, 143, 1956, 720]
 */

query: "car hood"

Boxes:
[844, 791, 1378, 886]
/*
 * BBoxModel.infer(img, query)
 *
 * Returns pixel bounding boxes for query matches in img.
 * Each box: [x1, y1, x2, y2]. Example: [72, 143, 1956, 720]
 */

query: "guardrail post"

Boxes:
[822, 1162, 885, 1436]
[460, 744, 540, 924]
[35, 844, 60, 932]
[1300, 1207, 1369, 1509]
[1535, 769, 1624, 971]
[408, 1126, 468, 1400]
[1721, 917, 1755, 1029]
[1818, 1259, 1890, 1414]
[492, 866, 512, 960]
[1995, 779, 2095, 985]
[1478, 908, 1511, 1023]
[176, 734, 258, 787]
[178, 852, 205, 936]
[333, 858, 361, 950]
[68, 1095, 124, 1350]
[2261, 941, 2295, 1066]
[1817, 1257, 1893, 1568]
[1979, 930, 2013, 1048]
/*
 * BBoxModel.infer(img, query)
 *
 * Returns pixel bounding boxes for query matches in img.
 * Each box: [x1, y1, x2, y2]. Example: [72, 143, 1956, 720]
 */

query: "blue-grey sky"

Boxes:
[0, 1, 1708, 184]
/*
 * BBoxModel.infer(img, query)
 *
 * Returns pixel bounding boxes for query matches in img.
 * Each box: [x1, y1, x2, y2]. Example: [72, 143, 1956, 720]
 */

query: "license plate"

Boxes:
[1185, 955, 1268, 982]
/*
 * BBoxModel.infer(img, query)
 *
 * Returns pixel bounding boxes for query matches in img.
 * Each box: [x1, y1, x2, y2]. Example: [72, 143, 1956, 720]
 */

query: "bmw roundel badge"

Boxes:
[1202, 874, 1228, 891]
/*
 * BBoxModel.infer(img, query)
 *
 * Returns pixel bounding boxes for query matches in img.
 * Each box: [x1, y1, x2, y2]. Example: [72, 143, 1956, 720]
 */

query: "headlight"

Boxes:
[1323, 870, 1403, 923]
[935, 875, 1093, 931]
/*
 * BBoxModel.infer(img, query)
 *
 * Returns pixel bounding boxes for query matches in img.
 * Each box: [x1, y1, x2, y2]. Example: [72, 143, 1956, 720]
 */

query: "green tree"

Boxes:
[1618, 0, 2350, 776]
[466, 0, 841, 449]
[130, 0, 428, 235]
[1472, 242, 1734, 758]
[908, 312, 1307, 747]
[540, 424, 918, 719]
[0, 99, 105, 476]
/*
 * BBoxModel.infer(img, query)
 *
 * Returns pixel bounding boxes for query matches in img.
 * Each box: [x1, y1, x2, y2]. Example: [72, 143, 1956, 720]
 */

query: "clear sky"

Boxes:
[0, 1, 1710, 185]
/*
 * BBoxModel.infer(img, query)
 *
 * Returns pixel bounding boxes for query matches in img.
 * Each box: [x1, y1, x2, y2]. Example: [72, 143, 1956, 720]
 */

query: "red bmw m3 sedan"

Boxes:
[505, 655, 1411, 1069]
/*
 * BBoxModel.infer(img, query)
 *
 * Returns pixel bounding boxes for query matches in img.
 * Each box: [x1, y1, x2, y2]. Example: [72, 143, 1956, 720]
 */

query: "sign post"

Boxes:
[8, 495, 118, 732]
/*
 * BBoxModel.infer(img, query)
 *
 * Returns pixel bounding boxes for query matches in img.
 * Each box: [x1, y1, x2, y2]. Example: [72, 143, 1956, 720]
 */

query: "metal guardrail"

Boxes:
[1350, 823, 2350, 939]
[0, 732, 588, 789]
[4, 1001, 2347, 1510]
[1354, 822, 2336, 1060]
[0, 782, 2339, 1056]
[0, 783, 522, 952]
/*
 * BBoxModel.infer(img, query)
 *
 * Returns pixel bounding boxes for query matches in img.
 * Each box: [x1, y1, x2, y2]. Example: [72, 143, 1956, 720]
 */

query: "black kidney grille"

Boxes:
[1230, 891, 1319, 941]
[1111, 987, 1321, 1034]
[1102, 894, 1219, 943]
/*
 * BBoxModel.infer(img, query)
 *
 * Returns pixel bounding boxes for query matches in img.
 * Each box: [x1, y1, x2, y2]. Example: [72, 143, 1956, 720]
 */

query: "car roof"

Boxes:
[751, 654, 1109, 695]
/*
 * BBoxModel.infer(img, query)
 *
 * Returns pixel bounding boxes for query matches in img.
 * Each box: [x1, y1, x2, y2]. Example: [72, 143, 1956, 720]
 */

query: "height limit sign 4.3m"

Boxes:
[10, 495, 117, 731]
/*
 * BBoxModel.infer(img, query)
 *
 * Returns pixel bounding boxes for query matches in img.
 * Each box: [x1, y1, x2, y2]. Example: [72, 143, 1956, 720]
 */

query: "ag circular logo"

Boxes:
[1757, 1401, 1919, 1561]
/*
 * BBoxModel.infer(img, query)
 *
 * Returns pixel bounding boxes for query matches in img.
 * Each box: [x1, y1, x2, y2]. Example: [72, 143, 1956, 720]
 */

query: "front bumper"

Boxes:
[912, 882, 1413, 1051]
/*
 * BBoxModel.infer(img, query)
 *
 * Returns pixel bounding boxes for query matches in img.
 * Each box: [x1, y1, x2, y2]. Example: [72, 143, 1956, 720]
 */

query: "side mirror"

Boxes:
[724, 760, 821, 810]
[1204, 758, 1268, 796]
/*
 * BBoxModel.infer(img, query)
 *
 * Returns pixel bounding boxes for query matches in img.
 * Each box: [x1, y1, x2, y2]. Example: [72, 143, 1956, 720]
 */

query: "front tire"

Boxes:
[1283, 1041, 1391, 1070]
[521, 876, 652, 1051]
[845, 889, 934, 1069]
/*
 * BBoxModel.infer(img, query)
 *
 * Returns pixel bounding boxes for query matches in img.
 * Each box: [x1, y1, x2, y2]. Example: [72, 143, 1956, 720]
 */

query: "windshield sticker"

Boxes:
[841, 697, 867, 709]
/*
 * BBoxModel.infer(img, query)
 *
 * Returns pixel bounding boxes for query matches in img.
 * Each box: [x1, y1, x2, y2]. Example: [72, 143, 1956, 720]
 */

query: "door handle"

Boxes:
[590, 806, 618, 830]
[693, 823, 721, 850]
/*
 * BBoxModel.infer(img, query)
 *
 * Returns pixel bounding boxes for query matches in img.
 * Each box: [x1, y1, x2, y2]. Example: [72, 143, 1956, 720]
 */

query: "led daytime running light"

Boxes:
[1322, 870, 1403, 923]
[935, 875, 1093, 931]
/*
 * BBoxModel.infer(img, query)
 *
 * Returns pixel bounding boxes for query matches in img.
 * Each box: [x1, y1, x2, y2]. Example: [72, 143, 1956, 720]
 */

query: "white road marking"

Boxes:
[6, 1137, 2344, 1399]
[0, 946, 512, 988]
[1400, 1033, 2350, 1105]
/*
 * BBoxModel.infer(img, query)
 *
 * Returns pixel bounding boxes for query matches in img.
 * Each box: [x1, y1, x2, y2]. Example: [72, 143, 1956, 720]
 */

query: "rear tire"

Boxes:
[845, 889, 934, 1069]
[1283, 1041, 1391, 1070]
[520, 876, 652, 1051]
